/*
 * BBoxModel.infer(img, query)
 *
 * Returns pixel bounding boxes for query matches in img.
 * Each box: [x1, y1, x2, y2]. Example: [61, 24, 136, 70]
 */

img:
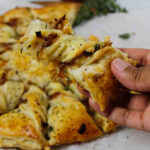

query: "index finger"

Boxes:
[119, 48, 150, 66]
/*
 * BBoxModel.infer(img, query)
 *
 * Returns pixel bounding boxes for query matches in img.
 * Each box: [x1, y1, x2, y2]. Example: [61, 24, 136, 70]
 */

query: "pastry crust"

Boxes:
[31, 2, 80, 25]
[0, 81, 24, 113]
[0, 23, 16, 44]
[93, 112, 118, 133]
[0, 2, 80, 54]
[48, 92, 103, 145]
[0, 7, 33, 36]
[0, 2, 79, 37]
[0, 86, 48, 149]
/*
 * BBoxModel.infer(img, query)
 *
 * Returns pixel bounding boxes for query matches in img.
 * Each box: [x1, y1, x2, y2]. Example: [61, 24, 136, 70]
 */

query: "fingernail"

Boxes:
[113, 58, 129, 72]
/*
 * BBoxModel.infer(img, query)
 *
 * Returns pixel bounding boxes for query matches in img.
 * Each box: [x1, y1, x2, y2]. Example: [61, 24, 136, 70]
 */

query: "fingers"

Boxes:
[142, 105, 150, 132]
[89, 96, 148, 131]
[89, 94, 149, 113]
[109, 104, 150, 132]
[89, 93, 150, 131]
[127, 95, 148, 111]
[111, 58, 150, 92]
[119, 48, 150, 65]
[108, 107, 146, 131]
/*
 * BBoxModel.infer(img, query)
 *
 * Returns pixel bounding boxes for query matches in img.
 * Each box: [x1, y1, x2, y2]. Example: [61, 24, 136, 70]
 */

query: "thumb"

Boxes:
[111, 58, 150, 92]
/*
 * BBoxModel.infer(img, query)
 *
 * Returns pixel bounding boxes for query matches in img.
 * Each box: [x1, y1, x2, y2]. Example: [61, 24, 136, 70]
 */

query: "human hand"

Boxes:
[81, 48, 150, 132]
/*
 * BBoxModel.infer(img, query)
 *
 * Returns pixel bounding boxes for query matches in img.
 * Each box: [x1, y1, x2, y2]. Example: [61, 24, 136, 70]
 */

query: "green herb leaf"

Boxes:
[119, 33, 130, 40]
[36, 31, 42, 37]
[94, 44, 100, 52]
[78, 123, 86, 134]
[42, 122, 48, 128]
[74, 0, 127, 26]
[83, 51, 93, 56]
[20, 48, 23, 53]
[64, 70, 67, 73]
[64, 85, 70, 90]
[26, 7, 31, 11]
[45, 133, 50, 140]
[47, 105, 51, 110]
[27, 45, 31, 49]
[37, 51, 39, 58]
[49, 126, 53, 132]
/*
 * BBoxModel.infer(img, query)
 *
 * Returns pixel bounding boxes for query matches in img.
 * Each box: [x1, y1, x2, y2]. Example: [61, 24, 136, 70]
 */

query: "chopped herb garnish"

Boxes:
[16, 70, 19, 74]
[16, 109, 21, 112]
[64, 85, 70, 90]
[37, 51, 39, 58]
[94, 44, 100, 52]
[47, 105, 51, 110]
[83, 51, 93, 56]
[66, 77, 70, 82]
[119, 33, 130, 40]
[64, 70, 67, 73]
[36, 31, 42, 37]
[101, 43, 105, 48]
[45, 133, 50, 140]
[74, 0, 127, 26]
[78, 123, 86, 134]
[55, 15, 66, 29]
[45, 24, 47, 29]
[49, 126, 53, 132]
[27, 45, 31, 49]
[20, 48, 23, 53]
[42, 122, 48, 128]
[26, 7, 30, 11]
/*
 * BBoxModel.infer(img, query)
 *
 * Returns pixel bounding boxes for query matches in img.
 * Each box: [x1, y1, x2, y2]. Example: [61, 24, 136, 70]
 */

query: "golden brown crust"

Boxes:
[0, 2, 80, 58]
[32, 2, 80, 20]
[0, 81, 25, 113]
[0, 7, 33, 36]
[0, 111, 40, 139]
[93, 112, 118, 133]
[48, 92, 103, 145]
[0, 2, 79, 47]
[0, 86, 48, 149]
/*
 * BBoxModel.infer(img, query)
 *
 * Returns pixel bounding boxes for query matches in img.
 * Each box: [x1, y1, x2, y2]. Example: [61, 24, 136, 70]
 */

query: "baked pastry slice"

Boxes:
[0, 23, 17, 52]
[0, 23, 17, 44]
[47, 91, 103, 145]
[0, 85, 49, 150]
[68, 44, 137, 111]
[0, 81, 24, 113]
[0, 2, 80, 37]
[0, 2, 80, 57]
[0, 7, 33, 37]
[31, 2, 80, 25]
